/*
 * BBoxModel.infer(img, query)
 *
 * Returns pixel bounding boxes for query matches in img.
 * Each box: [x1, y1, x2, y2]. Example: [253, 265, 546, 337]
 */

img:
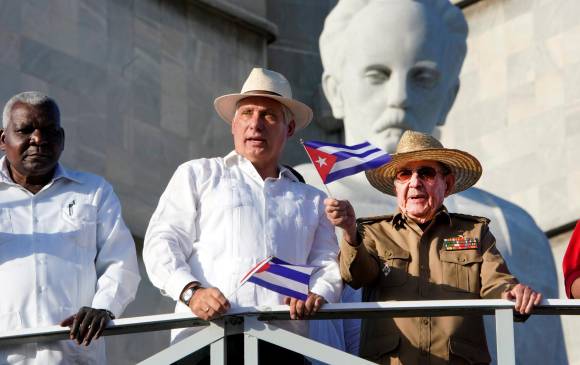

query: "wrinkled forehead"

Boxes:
[236, 96, 284, 111]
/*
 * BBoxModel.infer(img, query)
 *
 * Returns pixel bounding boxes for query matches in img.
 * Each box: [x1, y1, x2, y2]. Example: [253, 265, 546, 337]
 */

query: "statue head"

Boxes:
[320, 0, 468, 153]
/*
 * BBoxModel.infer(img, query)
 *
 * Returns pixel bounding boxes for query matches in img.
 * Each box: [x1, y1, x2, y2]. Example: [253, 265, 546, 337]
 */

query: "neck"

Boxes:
[8, 164, 54, 194]
[252, 162, 279, 180]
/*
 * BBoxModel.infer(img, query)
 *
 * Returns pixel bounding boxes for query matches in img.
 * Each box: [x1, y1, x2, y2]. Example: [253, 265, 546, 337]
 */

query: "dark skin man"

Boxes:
[0, 101, 113, 346]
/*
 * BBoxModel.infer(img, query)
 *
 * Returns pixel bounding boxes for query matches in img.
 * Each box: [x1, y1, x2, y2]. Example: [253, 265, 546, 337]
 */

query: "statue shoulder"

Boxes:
[450, 212, 490, 225]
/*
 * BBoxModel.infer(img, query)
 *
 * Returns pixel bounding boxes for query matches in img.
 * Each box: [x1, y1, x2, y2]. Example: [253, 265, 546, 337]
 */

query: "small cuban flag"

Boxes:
[237, 256, 316, 301]
[302, 140, 391, 184]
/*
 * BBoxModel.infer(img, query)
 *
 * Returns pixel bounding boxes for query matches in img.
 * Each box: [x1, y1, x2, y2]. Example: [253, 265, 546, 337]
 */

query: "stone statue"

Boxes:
[298, 0, 567, 363]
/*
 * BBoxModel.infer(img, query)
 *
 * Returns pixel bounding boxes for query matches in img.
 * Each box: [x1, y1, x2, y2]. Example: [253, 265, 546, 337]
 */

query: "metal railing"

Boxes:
[1, 299, 579, 364]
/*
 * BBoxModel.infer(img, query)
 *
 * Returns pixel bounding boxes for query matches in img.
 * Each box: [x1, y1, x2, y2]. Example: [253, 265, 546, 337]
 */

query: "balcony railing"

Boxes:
[1, 299, 579, 364]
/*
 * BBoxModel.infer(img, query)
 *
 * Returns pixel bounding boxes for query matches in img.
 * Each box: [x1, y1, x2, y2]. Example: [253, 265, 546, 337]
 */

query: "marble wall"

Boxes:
[0, 0, 271, 362]
[0, 0, 270, 238]
[441, 0, 580, 232]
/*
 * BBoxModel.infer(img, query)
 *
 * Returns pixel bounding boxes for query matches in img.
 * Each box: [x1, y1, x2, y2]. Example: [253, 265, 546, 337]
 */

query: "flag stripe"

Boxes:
[332, 147, 382, 160]
[251, 270, 310, 293]
[271, 257, 290, 265]
[332, 149, 390, 171]
[239, 256, 273, 284]
[304, 140, 371, 151]
[263, 264, 311, 285]
[326, 154, 392, 183]
[248, 277, 308, 301]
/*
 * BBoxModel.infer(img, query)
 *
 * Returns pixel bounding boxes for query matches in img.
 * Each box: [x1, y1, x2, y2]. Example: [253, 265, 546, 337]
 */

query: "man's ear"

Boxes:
[321, 72, 344, 119]
[287, 120, 296, 138]
[0, 128, 5, 151]
[59, 127, 65, 151]
[444, 174, 456, 197]
[436, 81, 460, 127]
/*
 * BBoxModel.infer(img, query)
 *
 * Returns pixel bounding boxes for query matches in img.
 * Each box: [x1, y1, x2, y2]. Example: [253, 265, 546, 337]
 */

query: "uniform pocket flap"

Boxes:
[440, 250, 482, 265]
[381, 247, 410, 260]
[365, 334, 400, 359]
[449, 337, 491, 364]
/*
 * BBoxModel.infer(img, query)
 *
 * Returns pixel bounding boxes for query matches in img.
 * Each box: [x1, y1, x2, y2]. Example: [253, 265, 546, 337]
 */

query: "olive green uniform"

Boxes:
[340, 208, 518, 365]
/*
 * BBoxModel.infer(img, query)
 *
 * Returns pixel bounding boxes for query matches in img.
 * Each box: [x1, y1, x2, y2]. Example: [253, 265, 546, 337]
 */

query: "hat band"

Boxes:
[242, 90, 282, 97]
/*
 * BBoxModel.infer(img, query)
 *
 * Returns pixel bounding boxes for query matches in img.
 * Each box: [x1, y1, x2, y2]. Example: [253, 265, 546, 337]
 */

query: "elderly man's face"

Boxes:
[232, 96, 295, 170]
[394, 160, 454, 223]
[328, 2, 458, 153]
[0, 102, 64, 180]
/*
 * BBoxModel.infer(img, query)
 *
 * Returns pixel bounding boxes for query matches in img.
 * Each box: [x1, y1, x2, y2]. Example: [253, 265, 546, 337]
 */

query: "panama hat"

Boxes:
[214, 68, 313, 130]
[366, 131, 482, 196]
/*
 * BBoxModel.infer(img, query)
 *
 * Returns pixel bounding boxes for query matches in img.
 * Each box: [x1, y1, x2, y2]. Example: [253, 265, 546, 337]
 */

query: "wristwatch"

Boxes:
[180, 282, 201, 306]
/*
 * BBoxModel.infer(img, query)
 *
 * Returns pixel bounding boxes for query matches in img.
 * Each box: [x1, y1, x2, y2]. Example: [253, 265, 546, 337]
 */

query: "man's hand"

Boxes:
[324, 198, 357, 245]
[502, 284, 542, 315]
[189, 287, 230, 320]
[284, 292, 326, 320]
[60, 307, 113, 346]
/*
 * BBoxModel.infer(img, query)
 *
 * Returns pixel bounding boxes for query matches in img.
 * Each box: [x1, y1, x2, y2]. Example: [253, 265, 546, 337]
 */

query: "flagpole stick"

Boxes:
[300, 139, 334, 198]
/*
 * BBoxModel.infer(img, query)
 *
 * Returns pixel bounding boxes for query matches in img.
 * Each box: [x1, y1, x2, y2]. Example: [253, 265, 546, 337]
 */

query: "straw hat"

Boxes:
[214, 68, 313, 130]
[366, 131, 482, 196]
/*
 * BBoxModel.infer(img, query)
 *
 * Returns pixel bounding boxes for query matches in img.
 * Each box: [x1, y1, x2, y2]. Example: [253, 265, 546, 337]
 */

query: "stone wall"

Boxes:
[441, 0, 580, 231]
[0, 0, 271, 238]
[0, 1, 272, 363]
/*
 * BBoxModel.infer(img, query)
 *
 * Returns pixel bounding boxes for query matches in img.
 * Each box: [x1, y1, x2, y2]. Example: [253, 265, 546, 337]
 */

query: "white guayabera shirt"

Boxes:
[144, 151, 342, 342]
[0, 157, 140, 365]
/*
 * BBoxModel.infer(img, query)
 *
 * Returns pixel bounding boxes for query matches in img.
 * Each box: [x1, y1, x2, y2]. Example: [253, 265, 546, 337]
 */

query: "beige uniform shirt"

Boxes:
[340, 208, 518, 365]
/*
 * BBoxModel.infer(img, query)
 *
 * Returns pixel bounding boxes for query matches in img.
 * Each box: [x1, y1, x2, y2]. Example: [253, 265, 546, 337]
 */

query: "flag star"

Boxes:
[316, 156, 327, 167]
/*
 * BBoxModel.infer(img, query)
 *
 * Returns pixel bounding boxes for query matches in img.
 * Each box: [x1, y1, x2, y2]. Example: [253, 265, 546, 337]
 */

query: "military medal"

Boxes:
[443, 235, 479, 251]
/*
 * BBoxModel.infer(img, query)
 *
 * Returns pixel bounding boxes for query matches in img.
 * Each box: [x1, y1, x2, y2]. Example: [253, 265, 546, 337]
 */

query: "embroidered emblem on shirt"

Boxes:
[443, 235, 479, 251]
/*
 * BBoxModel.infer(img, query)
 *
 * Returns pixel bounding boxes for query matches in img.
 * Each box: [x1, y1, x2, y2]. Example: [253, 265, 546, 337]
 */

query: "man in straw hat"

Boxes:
[324, 130, 541, 364]
[144, 68, 341, 363]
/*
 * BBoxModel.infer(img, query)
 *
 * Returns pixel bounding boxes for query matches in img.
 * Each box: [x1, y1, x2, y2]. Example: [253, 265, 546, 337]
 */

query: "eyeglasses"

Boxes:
[395, 166, 441, 183]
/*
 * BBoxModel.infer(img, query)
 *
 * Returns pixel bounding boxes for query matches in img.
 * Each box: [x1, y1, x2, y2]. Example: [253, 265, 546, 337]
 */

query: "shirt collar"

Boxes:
[224, 150, 297, 182]
[0, 156, 81, 185]
[391, 205, 451, 229]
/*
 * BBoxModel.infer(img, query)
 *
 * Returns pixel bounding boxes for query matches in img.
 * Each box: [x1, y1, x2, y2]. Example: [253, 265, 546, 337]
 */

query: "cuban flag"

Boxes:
[238, 256, 316, 301]
[302, 140, 391, 184]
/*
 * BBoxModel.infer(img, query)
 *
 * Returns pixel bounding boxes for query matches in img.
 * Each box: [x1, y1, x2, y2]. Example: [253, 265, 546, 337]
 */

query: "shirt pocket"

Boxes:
[440, 250, 483, 293]
[61, 203, 97, 248]
[378, 247, 411, 287]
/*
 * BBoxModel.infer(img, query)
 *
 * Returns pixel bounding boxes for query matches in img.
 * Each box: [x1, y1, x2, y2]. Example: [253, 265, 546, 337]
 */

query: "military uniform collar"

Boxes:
[391, 205, 452, 230]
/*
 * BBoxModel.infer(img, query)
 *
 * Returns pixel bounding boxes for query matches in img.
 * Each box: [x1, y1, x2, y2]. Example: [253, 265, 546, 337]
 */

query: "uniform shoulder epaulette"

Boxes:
[356, 215, 394, 225]
[450, 213, 490, 224]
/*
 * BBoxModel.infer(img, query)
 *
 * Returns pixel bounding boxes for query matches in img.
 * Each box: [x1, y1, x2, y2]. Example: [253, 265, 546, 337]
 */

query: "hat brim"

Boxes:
[365, 148, 482, 196]
[213, 93, 313, 130]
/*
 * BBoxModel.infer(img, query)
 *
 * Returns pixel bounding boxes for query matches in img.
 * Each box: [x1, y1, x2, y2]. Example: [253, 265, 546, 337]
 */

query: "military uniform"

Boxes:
[340, 208, 518, 365]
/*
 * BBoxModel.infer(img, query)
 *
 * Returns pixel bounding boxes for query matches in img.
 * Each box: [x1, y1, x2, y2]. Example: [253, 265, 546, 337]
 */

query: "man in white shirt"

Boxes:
[143, 68, 342, 364]
[0, 91, 141, 364]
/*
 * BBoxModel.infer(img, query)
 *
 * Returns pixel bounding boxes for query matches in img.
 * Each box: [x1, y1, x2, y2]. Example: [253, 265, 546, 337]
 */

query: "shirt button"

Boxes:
[423, 319, 429, 325]
[39, 286, 46, 292]
[460, 257, 466, 263]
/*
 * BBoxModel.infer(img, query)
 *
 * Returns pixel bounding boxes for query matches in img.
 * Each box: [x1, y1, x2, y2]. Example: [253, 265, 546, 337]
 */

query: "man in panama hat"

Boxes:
[144, 68, 342, 364]
[324, 130, 541, 364]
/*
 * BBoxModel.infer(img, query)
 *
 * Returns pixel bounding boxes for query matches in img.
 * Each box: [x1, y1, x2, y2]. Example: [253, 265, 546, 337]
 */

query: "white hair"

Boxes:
[320, 0, 468, 86]
[2, 91, 60, 128]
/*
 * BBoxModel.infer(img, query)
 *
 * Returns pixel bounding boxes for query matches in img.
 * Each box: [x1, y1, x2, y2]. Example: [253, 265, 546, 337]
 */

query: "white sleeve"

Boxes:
[143, 164, 200, 301]
[308, 195, 343, 303]
[91, 181, 141, 317]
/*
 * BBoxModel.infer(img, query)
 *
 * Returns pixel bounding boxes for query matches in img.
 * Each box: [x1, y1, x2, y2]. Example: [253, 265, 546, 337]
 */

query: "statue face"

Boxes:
[327, 2, 458, 153]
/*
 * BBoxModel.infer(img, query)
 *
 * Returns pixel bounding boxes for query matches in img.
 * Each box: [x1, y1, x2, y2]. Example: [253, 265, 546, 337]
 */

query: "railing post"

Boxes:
[495, 309, 515, 365]
[210, 337, 225, 365]
[244, 332, 259, 365]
